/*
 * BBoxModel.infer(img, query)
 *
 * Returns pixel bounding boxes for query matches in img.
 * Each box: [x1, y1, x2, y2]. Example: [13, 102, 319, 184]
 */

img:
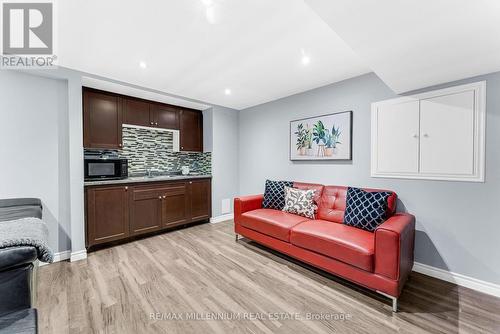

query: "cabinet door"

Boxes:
[374, 100, 420, 174]
[153, 104, 180, 130]
[188, 179, 211, 222]
[180, 109, 203, 152]
[420, 90, 475, 175]
[123, 98, 153, 127]
[158, 183, 189, 227]
[129, 187, 161, 236]
[83, 90, 122, 149]
[86, 186, 129, 247]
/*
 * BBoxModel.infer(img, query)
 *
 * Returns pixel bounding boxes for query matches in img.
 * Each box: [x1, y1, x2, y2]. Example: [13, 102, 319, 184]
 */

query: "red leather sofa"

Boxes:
[234, 182, 415, 312]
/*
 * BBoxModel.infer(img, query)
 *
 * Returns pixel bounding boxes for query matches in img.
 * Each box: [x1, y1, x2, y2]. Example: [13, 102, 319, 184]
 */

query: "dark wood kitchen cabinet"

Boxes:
[86, 185, 129, 247]
[123, 98, 152, 127]
[83, 88, 204, 150]
[85, 178, 211, 248]
[152, 104, 180, 130]
[129, 186, 162, 236]
[83, 89, 123, 149]
[157, 183, 189, 227]
[124, 98, 181, 130]
[188, 179, 211, 221]
[180, 109, 203, 152]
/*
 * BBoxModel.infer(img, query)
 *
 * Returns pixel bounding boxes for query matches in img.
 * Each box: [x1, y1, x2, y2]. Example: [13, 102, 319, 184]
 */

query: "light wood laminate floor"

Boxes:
[36, 221, 500, 333]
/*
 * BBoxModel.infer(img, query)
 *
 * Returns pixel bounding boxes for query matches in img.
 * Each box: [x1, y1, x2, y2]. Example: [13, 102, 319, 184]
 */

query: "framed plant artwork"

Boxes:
[290, 111, 352, 161]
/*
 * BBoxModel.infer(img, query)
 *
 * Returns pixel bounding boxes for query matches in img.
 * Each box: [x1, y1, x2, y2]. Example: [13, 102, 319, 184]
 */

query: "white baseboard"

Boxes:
[70, 249, 88, 262]
[39, 249, 88, 266]
[210, 213, 234, 224]
[413, 262, 500, 298]
[38, 250, 71, 267]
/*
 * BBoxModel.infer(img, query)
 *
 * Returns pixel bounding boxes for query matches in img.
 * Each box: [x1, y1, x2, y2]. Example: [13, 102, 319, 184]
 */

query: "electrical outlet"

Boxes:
[221, 199, 231, 214]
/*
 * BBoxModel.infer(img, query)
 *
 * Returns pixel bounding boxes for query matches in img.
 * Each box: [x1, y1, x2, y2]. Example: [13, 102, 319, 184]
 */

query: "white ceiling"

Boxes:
[305, 0, 500, 94]
[58, 1, 500, 110]
[57, 0, 369, 110]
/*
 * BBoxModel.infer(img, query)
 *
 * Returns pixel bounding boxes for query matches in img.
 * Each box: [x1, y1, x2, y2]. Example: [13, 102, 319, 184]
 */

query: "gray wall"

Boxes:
[211, 106, 240, 217]
[0, 71, 71, 253]
[239, 71, 500, 285]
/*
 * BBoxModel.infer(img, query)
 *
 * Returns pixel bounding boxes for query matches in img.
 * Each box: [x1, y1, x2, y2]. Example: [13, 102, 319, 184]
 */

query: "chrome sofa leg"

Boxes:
[391, 297, 398, 312]
[376, 290, 398, 312]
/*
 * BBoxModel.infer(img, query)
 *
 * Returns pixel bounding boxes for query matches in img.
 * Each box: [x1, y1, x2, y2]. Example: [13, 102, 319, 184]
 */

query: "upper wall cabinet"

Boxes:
[123, 98, 151, 127]
[180, 109, 203, 152]
[83, 89, 123, 149]
[371, 81, 486, 182]
[152, 103, 179, 130]
[83, 88, 204, 150]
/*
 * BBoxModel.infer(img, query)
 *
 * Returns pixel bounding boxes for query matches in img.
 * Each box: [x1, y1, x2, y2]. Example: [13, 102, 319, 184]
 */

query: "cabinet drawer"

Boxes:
[132, 188, 160, 201]
[156, 183, 186, 196]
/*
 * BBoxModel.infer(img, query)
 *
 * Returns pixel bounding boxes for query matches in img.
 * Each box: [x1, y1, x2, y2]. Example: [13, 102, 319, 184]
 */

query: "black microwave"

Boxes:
[84, 158, 128, 181]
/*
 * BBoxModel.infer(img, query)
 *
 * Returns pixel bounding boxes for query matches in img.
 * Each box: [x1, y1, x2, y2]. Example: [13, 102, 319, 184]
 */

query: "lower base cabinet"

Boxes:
[86, 186, 130, 247]
[158, 183, 189, 228]
[190, 179, 211, 221]
[129, 187, 162, 236]
[85, 178, 211, 247]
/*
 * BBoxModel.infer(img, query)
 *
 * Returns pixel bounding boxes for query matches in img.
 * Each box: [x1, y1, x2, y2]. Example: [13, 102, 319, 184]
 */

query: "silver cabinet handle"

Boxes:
[163, 195, 166, 199]
[150, 121, 154, 125]
[158, 196, 162, 200]
[155, 122, 158, 126]
[125, 186, 128, 191]
[189, 181, 193, 184]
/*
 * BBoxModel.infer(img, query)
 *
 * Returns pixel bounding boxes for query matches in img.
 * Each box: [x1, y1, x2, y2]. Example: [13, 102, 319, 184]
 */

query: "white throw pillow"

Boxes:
[282, 186, 317, 219]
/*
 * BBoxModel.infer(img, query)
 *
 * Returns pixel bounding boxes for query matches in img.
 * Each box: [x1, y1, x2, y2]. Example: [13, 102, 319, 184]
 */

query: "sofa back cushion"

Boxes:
[317, 186, 397, 223]
[262, 180, 294, 210]
[293, 182, 324, 205]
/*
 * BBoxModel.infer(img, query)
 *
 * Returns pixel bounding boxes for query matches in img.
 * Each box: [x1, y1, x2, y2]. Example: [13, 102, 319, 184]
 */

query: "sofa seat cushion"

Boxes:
[239, 209, 310, 242]
[290, 220, 375, 272]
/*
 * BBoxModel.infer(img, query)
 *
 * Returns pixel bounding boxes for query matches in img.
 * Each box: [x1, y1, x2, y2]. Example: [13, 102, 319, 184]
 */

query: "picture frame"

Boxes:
[290, 110, 352, 161]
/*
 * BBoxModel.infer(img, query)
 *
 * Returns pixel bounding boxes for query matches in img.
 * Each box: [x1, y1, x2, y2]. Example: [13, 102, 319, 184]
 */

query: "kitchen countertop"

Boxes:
[84, 174, 212, 186]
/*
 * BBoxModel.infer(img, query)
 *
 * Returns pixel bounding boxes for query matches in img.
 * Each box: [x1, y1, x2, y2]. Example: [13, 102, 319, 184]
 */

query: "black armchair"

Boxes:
[0, 198, 42, 334]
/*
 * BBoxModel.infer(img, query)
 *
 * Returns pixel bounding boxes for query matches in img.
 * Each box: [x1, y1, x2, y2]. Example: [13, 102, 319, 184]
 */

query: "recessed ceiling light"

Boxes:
[139, 61, 147, 69]
[205, 6, 216, 24]
[224, 88, 231, 95]
[201, 0, 216, 24]
[301, 49, 311, 66]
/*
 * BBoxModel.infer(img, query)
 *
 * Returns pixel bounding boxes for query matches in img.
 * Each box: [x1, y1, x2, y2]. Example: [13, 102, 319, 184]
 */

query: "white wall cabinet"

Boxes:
[371, 81, 486, 182]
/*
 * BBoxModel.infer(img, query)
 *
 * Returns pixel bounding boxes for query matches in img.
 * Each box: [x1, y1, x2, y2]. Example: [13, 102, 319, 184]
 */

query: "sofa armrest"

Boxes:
[0, 247, 38, 272]
[234, 195, 264, 223]
[374, 213, 415, 282]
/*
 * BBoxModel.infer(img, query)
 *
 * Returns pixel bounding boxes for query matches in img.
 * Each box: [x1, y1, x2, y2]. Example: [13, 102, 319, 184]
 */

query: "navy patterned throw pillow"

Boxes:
[343, 187, 392, 232]
[262, 180, 294, 210]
